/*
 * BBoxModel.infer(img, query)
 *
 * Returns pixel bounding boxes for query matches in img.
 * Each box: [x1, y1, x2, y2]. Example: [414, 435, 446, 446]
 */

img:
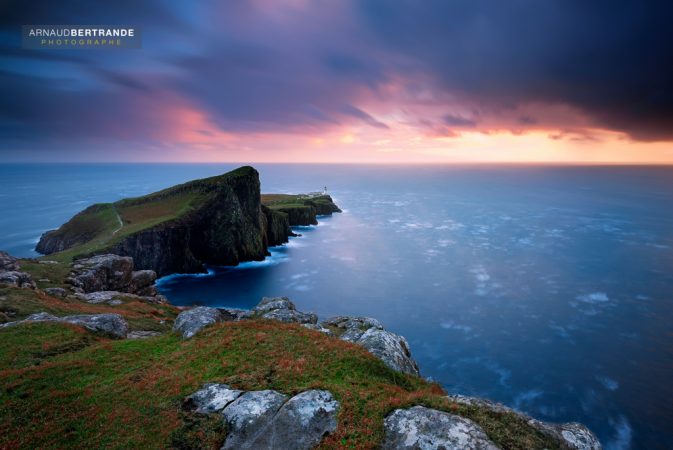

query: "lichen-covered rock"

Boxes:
[322, 316, 383, 332]
[302, 323, 334, 335]
[184, 383, 243, 414]
[59, 314, 128, 338]
[68, 254, 134, 293]
[251, 390, 339, 450]
[0, 251, 21, 271]
[221, 390, 289, 450]
[253, 297, 318, 324]
[173, 306, 224, 339]
[44, 287, 68, 298]
[383, 406, 498, 450]
[0, 270, 36, 289]
[447, 395, 602, 450]
[355, 328, 419, 376]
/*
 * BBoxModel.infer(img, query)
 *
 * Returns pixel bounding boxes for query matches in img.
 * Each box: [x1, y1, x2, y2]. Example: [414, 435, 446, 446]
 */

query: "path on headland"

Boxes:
[112, 207, 123, 235]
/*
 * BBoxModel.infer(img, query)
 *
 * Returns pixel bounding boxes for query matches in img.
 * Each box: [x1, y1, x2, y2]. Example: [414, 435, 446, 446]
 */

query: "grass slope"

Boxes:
[0, 287, 558, 450]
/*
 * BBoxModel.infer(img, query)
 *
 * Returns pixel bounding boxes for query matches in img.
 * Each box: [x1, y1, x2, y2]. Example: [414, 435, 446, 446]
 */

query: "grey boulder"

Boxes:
[221, 390, 289, 450]
[0, 271, 36, 289]
[248, 389, 339, 450]
[44, 287, 68, 298]
[356, 328, 419, 376]
[184, 383, 243, 414]
[253, 297, 318, 325]
[130, 270, 157, 296]
[69, 254, 134, 293]
[173, 306, 225, 339]
[59, 313, 128, 338]
[383, 406, 498, 450]
[447, 395, 602, 450]
[0, 251, 21, 271]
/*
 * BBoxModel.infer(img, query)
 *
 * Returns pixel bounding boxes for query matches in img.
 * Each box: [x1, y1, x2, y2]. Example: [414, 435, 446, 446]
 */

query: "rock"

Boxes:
[253, 297, 318, 325]
[184, 383, 243, 414]
[38, 260, 59, 265]
[219, 308, 253, 321]
[251, 390, 339, 450]
[130, 270, 157, 296]
[0, 251, 20, 271]
[59, 314, 128, 338]
[0, 312, 128, 338]
[0, 271, 36, 289]
[254, 296, 296, 313]
[383, 406, 498, 450]
[127, 330, 162, 339]
[322, 315, 383, 331]
[261, 308, 318, 324]
[25, 312, 59, 321]
[355, 328, 419, 376]
[173, 306, 225, 339]
[68, 254, 134, 293]
[221, 390, 288, 450]
[447, 395, 602, 450]
[44, 287, 68, 298]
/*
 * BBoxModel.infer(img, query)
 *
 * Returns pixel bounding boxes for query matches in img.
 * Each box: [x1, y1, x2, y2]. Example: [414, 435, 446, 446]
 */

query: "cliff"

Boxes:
[35, 167, 340, 276]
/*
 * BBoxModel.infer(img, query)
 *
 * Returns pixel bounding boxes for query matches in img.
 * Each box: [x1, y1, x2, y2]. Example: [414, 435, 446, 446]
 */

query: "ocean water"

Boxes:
[2, 163, 673, 449]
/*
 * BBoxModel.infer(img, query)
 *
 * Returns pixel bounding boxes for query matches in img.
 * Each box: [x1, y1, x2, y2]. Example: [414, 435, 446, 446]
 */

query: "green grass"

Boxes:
[0, 285, 559, 449]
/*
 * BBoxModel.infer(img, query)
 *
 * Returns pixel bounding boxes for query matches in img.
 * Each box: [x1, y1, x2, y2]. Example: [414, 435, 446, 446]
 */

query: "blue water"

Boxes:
[1, 163, 672, 449]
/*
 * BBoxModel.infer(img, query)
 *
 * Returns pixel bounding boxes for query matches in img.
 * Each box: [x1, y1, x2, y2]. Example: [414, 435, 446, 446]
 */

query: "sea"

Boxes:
[1, 163, 672, 449]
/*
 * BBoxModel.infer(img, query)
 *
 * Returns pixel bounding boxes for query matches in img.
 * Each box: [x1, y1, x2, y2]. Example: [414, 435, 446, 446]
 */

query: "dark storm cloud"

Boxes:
[360, 0, 673, 140]
[0, 0, 672, 156]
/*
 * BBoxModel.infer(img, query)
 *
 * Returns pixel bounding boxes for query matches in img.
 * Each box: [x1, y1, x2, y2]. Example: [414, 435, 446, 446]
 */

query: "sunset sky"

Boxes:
[1, 1, 672, 163]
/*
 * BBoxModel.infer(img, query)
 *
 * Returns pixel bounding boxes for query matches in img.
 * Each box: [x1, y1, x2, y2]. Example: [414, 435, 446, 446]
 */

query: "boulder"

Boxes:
[253, 297, 318, 324]
[221, 390, 288, 450]
[173, 306, 225, 339]
[127, 330, 162, 339]
[0, 271, 36, 289]
[356, 328, 419, 376]
[0, 251, 20, 271]
[383, 406, 498, 450]
[130, 270, 157, 296]
[447, 395, 601, 450]
[0, 312, 128, 338]
[183, 383, 243, 414]
[59, 314, 128, 338]
[44, 287, 68, 298]
[249, 390, 339, 450]
[68, 254, 134, 293]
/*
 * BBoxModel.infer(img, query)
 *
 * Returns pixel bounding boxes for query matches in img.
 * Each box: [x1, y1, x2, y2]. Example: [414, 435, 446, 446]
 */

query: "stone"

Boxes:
[44, 287, 68, 298]
[261, 308, 318, 325]
[130, 270, 157, 296]
[254, 296, 296, 313]
[355, 328, 419, 376]
[0, 251, 20, 271]
[0, 271, 36, 289]
[221, 390, 288, 450]
[302, 323, 334, 335]
[383, 406, 498, 450]
[173, 306, 225, 339]
[184, 383, 242, 414]
[25, 312, 58, 321]
[322, 316, 383, 332]
[59, 314, 128, 338]
[251, 390, 339, 450]
[447, 395, 601, 450]
[127, 330, 163, 339]
[253, 297, 318, 324]
[219, 308, 253, 321]
[68, 254, 134, 293]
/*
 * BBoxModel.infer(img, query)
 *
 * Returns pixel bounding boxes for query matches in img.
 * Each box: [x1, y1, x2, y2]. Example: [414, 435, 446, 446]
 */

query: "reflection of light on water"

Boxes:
[156, 268, 216, 285]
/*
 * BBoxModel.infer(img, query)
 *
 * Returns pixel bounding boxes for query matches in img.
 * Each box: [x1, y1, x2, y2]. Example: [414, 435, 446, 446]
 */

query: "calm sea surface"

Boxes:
[1, 163, 672, 449]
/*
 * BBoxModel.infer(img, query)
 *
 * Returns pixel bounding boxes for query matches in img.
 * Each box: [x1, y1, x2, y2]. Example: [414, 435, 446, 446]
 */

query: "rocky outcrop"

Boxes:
[184, 384, 339, 450]
[74, 290, 167, 306]
[173, 306, 225, 339]
[447, 395, 602, 450]
[320, 316, 419, 376]
[383, 406, 498, 450]
[0, 312, 129, 338]
[67, 254, 162, 301]
[0, 251, 35, 289]
[253, 296, 318, 324]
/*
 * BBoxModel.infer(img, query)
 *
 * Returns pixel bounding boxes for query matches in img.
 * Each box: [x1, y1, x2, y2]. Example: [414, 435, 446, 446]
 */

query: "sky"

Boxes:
[1, 0, 672, 163]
